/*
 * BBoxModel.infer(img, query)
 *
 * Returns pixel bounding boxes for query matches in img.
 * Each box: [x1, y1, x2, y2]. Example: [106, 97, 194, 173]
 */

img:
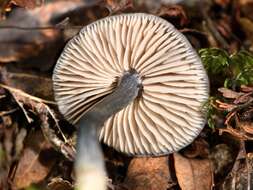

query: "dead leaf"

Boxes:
[215, 100, 236, 111]
[157, 5, 188, 27]
[47, 177, 73, 190]
[0, 1, 89, 66]
[218, 87, 243, 99]
[239, 0, 253, 20]
[0, 8, 61, 64]
[124, 156, 174, 190]
[183, 138, 209, 158]
[0, 84, 76, 162]
[209, 144, 234, 177]
[233, 92, 253, 104]
[237, 115, 253, 135]
[1, 67, 54, 100]
[241, 85, 253, 92]
[240, 108, 253, 121]
[174, 153, 213, 190]
[105, 0, 133, 13]
[180, 29, 209, 49]
[237, 0, 253, 51]
[10, 0, 42, 9]
[214, 0, 230, 8]
[12, 130, 58, 189]
[0, 120, 17, 190]
[220, 142, 252, 190]
[14, 127, 27, 159]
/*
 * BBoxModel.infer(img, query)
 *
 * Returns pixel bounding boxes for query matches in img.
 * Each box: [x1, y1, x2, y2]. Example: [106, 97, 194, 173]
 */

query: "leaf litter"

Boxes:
[0, 0, 253, 190]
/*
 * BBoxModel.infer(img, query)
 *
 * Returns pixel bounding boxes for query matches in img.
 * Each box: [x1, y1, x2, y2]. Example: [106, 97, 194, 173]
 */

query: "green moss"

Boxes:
[199, 48, 253, 88]
[203, 97, 216, 129]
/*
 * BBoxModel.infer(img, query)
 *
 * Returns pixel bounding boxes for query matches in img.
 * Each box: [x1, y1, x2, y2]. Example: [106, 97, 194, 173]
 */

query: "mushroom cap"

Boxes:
[53, 13, 209, 156]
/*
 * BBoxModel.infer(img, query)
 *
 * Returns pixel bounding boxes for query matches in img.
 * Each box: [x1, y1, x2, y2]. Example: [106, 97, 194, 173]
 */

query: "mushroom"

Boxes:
[53, 13, 209, 190]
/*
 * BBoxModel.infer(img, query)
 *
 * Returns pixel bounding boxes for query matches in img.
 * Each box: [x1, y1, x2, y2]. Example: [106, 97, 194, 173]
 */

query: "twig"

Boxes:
[37, 103, 75, 161]
[0, 108, 19, 117]
[0, 83, 56, 105]
[12, 94, 33, 123]
[0, 83, 75, 160]
[45, 105, 68, 143]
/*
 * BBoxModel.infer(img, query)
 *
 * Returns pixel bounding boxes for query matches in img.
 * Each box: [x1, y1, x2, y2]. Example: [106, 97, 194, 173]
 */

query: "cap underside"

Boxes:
[53, 13, 209, 156]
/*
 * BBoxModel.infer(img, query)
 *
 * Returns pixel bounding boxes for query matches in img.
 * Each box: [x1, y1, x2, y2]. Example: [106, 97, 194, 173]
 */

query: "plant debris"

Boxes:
[0, 0, 253, 190]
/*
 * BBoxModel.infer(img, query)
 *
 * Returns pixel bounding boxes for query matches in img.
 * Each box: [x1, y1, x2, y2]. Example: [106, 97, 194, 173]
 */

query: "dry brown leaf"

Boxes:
[10, 0, 42, 9]
[220, 142, 252, 190]
[209, 144, 234, 177]
[105, 0, 133, 13]
[183, 138, 209, 158]
[214, 0, 230, 8]
[238, 119, 253, 135]
[237, 0, 253, 51]
[47, 177, 73, 190]
[124, 156, 173, 190]
[157, 5, 188, 27]
[1, 67, 54, 100]
[218, 87, 244, 99]
[12, 130, 58, 189]
[240, 108, 253, 120]
[180, 29, 209, 49]
[234, 93, 253, 104]
[241, 85, 253, 92]
[0, 120, 16, 190]
[240, 0, 253, 5]
[174, 153, 213, 190]
[0, 1, 89, 66]
[0, 8, 61, 64]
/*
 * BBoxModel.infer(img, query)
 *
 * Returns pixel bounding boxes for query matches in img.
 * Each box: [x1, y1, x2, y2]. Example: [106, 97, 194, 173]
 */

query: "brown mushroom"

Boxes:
[53, 13, 209, 190]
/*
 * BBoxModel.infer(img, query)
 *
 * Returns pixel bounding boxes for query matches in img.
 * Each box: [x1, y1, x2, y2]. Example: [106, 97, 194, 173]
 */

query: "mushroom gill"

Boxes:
[53, 13, 209, 156]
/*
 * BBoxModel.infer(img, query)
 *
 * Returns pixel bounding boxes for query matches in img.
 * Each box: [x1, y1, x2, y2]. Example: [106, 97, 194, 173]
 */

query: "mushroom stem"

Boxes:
[75, 70, 141, 190]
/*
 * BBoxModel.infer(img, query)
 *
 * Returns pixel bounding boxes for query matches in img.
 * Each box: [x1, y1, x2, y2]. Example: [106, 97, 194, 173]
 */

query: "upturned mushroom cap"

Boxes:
[53, 13, 209, 156]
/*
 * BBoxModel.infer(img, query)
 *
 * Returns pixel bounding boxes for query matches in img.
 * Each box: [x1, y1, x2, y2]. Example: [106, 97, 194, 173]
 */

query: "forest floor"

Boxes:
[0, 0, 253, 190]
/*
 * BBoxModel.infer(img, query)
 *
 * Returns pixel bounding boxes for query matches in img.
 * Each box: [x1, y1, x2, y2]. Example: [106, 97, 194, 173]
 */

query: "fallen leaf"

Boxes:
[220, 142, 252, 190]
[124, 156, 174, 190]
[237, 0, 253, 51]
[237, 115, 253, 135]
[105, 0, 133, 13]
[0, 1, 89, 67]
[180, 29, 209, 49]
[0, 8, 61, 64]
[12, 130, 58, 189]
[1, 67, 54, 100]
[183, 138, 209, 158]
[240, 108, 253, 120]
[215, 100, 236, 111]
[174, 153, 213, 190]
[209, 144, 234, 177]
[0, 120, 17, 190]
[10, 0, 42, 9]
[214, 0, 230, 8]
[47, 177, 73, 190]
[241, 85, 253, 92]
[157, 5, 188, 27]
[218, 87, 243, 99]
